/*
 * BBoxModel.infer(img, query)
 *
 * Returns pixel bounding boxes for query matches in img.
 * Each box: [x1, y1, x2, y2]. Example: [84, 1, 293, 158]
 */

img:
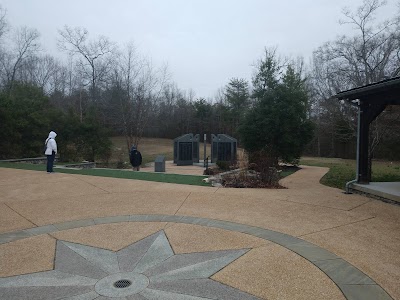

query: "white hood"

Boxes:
[48, 131, 57, 139]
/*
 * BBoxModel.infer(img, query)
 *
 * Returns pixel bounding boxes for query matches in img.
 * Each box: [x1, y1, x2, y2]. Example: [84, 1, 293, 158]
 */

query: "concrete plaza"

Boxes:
[0, 165, 399, 299]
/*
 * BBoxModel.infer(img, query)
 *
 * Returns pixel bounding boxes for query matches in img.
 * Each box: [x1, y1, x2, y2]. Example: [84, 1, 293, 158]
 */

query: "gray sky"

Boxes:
[1, 0, 398, 98]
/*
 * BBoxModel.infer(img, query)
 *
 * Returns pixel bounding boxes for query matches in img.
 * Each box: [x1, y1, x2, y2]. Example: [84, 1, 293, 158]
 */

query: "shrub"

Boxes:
[248, 149, 281, 187]
[216, 160, 230, 171]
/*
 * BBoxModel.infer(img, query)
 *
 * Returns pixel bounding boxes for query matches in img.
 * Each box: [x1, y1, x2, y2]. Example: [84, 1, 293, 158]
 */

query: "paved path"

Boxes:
[0, 166, 399, 299]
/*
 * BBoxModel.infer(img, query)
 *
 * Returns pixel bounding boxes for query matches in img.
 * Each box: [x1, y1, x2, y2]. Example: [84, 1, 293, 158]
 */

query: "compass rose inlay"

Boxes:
[0, 230, 260, 299]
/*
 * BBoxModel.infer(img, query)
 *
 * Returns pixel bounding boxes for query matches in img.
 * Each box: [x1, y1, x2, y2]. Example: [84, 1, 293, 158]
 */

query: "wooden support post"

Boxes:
[357, 102, 386, 184]
[358, 102, 370, 184]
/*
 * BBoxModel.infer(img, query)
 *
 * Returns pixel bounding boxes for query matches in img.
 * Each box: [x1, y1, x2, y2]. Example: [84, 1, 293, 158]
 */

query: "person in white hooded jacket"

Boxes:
[44, 131, 57, 173]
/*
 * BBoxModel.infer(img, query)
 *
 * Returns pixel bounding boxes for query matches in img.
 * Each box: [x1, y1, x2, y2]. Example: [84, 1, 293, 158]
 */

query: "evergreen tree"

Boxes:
[193, 98, 212, 136]
[224, 78, 250, 135]
[0, 83, 55, 158]
[239, 51, 314, 164]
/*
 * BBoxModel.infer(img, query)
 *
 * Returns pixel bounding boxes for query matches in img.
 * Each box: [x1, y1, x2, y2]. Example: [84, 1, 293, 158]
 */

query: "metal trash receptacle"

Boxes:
[155, 155, 165, 172]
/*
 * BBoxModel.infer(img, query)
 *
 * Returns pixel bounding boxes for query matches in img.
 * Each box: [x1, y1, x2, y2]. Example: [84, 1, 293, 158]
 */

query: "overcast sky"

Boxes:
[1, 0, 398, 98]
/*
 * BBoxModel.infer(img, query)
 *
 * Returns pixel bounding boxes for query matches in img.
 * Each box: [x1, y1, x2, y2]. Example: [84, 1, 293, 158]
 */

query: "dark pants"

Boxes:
[46, 152, 55, 172]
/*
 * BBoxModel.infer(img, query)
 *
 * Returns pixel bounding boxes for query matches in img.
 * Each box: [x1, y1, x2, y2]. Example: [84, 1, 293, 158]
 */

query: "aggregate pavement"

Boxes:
[0, 165, 399, 300]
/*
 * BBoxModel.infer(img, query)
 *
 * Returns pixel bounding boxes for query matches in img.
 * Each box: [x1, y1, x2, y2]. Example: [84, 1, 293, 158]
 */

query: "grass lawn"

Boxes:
[280, 169, 298, 178]
[0, 137, 295, 186]
[300, 157, 400, 189]
[0, 162, 210, 187]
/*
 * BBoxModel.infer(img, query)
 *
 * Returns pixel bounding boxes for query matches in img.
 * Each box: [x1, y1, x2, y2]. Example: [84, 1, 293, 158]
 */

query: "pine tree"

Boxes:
[239, 51, 314, 164]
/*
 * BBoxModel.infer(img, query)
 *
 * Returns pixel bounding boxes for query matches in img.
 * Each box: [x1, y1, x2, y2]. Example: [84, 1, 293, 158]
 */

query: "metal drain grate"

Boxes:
[113, 279, 132, 288]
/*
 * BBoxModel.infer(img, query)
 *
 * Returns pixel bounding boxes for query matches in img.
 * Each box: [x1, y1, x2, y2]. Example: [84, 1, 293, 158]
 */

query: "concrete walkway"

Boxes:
[0, 166, 399, 299]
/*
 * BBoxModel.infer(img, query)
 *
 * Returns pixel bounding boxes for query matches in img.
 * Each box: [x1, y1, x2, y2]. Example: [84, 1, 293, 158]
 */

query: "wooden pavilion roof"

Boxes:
[336, 76, 400, 105]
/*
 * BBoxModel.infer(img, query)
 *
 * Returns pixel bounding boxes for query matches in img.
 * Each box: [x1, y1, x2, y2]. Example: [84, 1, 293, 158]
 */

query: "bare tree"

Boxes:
[308, 54, 359, 157]
[18, 54, 59, 91]
[315, 0, 400, 88]
[110, 42, 170, 150]
[309, 0, 400, 158]
[49, 63, 69, 96]
[58, 26, 115, 103]
[0, 26, 40, 92]
[340, 0, 400, 82]
[0, 5, 8, 41]
[117, 43, 144, 150]
[131, 62, 170, 147]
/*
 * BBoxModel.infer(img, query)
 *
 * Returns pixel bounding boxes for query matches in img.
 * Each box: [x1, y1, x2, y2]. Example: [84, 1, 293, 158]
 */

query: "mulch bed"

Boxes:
[206, 165, 300, 188]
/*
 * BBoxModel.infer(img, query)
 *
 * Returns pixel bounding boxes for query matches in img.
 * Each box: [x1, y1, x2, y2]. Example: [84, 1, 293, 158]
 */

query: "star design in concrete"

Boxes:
[0, 230, 260, 299]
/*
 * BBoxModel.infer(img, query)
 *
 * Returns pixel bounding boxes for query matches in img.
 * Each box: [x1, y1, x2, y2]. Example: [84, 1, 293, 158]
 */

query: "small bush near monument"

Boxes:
[222, 149, 283, 188]
[205, 149, 298, 188]
[216, 160, 230, 171]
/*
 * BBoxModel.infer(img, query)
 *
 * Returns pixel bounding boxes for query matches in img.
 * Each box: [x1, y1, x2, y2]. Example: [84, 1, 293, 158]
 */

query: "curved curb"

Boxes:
[0, 214, 393, 300]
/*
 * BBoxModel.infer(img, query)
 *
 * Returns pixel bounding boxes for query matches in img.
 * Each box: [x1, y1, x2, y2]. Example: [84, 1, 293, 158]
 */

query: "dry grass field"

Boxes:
[110, 137, 212, 167]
